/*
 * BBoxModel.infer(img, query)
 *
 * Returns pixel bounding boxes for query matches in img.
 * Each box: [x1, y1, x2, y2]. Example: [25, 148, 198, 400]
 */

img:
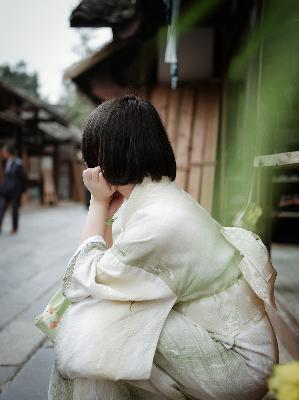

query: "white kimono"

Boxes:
[49, 175, 279, 400]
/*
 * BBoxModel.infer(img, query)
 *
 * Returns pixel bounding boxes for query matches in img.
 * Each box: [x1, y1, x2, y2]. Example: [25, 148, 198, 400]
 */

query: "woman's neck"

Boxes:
[117, 183, 136, 200]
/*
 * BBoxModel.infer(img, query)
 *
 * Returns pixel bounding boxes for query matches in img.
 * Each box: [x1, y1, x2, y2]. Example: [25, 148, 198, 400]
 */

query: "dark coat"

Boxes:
[0, 157, 27, 198]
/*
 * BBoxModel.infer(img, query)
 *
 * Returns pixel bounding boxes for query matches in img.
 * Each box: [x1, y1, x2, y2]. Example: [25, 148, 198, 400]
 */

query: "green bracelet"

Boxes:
[105, 216, 117, 225]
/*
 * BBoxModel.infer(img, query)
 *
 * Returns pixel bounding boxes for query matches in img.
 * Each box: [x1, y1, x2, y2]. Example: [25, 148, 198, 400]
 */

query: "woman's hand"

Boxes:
[82, 166, 116, 203]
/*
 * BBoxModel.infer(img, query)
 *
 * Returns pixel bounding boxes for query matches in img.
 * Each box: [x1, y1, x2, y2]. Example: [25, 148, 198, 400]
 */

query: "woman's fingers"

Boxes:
[82, 169, 90, 186]
[98, 170, 108, 186]
[82, 167, 116, 201]
[98, 172, 116, 196]
[82, 167, 100, 184]
[91, 166, 100, 183]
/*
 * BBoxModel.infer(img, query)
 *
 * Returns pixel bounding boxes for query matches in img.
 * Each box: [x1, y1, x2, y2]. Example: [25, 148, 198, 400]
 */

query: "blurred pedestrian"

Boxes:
[0, 142, 27, 234]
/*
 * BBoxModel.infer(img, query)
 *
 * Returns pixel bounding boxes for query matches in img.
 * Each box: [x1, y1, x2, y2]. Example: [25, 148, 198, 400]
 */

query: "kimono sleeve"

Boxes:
[55, 213, 177, 381]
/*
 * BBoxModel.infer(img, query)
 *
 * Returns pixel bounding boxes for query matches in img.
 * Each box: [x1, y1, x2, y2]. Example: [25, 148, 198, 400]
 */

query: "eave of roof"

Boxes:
[0, 80, 68, 126]
[39, 121, 82, 143]
[64, 39, 131, 80]
[0, 110, 25, 127]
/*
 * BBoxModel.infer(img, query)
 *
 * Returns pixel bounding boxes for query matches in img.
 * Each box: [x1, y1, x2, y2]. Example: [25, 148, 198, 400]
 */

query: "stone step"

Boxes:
[0, 345, 54, 400]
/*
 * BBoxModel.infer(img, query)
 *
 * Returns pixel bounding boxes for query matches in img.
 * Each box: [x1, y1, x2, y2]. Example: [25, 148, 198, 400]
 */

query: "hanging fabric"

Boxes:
[233, 164, 263, 231]
[164, 0, 180, 89]
[233, 3, 266, 233]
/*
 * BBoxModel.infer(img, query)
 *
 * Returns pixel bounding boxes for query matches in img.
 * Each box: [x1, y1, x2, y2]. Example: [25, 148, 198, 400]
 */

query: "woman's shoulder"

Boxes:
[114, 179, 221, 255]
[129, 185, 188, 228]
[126, 191, 211, 255]
[153, 184, 219, 232]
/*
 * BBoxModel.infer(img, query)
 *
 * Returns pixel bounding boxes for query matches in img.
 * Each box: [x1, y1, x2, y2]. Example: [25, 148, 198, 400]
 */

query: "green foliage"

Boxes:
[157, 0, 220, 46]
[72, 29, 98, 58]
[0, 60, 40, 96]
[176, 0, 220, 37]
[59, 81, 94, 128]
[223, 0, 299, 227]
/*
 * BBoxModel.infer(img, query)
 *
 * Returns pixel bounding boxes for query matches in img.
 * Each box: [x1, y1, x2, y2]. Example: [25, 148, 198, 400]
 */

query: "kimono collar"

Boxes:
[120, 175, 173, 227]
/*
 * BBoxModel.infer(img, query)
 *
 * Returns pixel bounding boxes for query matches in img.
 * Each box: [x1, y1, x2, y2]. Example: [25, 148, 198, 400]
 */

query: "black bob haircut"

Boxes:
[81, 95, 176, 186]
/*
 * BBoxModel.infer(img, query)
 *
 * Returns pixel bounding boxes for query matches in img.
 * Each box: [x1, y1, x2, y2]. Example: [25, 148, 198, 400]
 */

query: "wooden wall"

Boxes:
[150, 82, 220, 213]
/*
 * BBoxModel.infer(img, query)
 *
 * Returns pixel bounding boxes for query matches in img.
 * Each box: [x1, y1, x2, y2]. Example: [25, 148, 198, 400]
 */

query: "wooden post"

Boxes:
[254, 151, 299, 250]
[175, 87, 195, 190]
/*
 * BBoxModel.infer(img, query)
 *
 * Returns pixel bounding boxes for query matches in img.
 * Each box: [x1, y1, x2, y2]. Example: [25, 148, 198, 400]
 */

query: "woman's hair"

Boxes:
[81, 95, 176, 185]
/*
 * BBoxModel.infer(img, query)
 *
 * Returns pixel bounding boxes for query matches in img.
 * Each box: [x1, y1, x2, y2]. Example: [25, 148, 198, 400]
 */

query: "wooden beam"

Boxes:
[175, 88, 195, 190]
[188, 88, 208, 200]
[199, 85, 220, 212]
[166, 88, 180, 151]
[254, 151, 299, 168]
[150, 85, 169, 126]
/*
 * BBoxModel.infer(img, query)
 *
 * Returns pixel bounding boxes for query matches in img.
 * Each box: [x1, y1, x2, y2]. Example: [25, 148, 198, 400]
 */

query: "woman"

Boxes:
[49, 95, 278, 400]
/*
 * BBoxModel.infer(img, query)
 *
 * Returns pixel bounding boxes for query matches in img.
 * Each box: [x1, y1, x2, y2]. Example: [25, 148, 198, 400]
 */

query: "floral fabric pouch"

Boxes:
[35, 288, 71, 343]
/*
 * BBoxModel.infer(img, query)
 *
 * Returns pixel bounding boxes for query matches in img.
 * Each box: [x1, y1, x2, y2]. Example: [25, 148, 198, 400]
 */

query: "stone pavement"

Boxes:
[0, 202, 86, 399]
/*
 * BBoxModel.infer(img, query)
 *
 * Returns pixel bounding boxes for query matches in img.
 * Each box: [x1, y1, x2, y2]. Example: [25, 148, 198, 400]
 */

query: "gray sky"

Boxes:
[0, 0, 112, 102]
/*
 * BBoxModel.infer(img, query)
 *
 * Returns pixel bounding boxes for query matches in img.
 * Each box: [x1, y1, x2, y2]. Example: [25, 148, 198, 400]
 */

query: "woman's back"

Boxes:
[114, 178, 240, 292]
[112, 176, 272, 337]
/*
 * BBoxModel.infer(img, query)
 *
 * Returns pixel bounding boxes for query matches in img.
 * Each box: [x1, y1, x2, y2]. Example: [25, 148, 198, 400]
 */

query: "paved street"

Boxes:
[0, 202, 86, 399]
[0, 202, 298, 399]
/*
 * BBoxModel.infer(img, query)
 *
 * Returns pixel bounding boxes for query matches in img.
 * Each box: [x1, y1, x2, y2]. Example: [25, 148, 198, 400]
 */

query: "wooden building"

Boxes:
[65, 0, 299, 243]
[65, 0, 299, 360]
[0, 80, 85, 205]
